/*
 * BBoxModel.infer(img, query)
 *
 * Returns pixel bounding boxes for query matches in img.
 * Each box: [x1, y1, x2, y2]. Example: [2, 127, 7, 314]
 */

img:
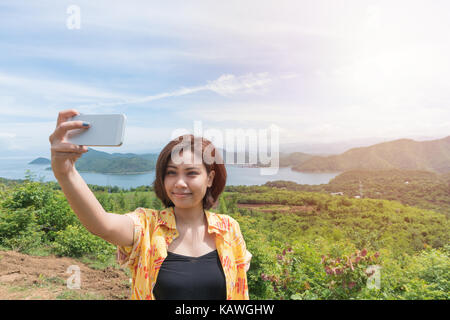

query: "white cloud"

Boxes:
[75, 72, 274, 110]
[206, 73, 272, 96]
[0, 72, 139, 118]
[0, 1, 340, 71]
[1, 0, 450, 154]
[0, 73, 131, 100]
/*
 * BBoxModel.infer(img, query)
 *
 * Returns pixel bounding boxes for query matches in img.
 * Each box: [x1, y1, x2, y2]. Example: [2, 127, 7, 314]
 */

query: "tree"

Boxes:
[152, 196, 163, 210]
[218, 195, 228, 214]
[226, 194, 238, 213]
[117, 191, 126, 210]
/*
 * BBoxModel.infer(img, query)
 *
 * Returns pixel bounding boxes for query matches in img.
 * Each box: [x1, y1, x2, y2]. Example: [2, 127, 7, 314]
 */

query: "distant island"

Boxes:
[29, 157, 51, 165]
[37, 148, 275, 174]
[33, 135, 450, 175]
[40, 148, 159, 174]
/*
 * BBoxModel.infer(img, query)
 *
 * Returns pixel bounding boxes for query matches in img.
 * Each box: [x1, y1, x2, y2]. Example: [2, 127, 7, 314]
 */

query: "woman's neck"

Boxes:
[173, 205, 206, 228]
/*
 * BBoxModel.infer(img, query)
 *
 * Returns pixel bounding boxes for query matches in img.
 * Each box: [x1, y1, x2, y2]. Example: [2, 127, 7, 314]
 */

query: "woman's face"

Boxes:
[164, 149, 215, 209]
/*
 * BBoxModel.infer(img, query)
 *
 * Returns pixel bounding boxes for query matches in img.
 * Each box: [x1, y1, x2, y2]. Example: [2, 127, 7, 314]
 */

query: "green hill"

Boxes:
[76, 149, 158, 174]
[0, 177, 448, 300]
[43, 148, 159, 174]
[262, 169, 450, 218]
[29, 157, 51, 165]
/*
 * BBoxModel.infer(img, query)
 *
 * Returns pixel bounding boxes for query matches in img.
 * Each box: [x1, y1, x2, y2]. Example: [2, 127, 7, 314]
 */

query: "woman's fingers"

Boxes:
[51, 142, 89, 153]
[51, 120, 90, 141]
[52, 151, 85, 161]
[49, 111, 89, 154]
[56, 109, 80, 128]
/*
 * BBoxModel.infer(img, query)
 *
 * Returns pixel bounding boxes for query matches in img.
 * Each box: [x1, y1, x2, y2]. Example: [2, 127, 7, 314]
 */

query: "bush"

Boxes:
[0, 207, 44, 253]
[260, 242, 328, 300]
[1, 181, 52, 210]
[96, 193, 114, 212]
[152, 196, 163, 210]
[319, 248, 381, 299]
[34, 193, 78, 242]
[1, 181, 78, 242]
[135, 193, 151, 208]
[52, 224, 116, 262]
[400, 246, 449, 299]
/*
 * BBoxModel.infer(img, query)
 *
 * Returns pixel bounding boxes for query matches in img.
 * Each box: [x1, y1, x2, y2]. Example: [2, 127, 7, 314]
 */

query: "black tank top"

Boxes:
[153, 249, 227, 300]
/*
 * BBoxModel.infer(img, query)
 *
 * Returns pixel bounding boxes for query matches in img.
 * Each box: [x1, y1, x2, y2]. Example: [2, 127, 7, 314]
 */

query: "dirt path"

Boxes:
[0, 250, 131, 300]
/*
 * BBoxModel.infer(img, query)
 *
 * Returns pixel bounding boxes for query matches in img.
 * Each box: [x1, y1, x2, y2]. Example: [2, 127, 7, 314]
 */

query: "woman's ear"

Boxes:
[207, 170, 215, 187]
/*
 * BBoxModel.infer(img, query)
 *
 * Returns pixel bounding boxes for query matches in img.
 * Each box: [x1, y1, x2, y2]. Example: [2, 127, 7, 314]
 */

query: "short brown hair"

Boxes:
[153, 134, 227, 210]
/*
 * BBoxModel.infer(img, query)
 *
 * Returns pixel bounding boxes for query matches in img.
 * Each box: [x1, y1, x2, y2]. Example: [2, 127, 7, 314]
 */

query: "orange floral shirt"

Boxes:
[116, 207, 252, 300]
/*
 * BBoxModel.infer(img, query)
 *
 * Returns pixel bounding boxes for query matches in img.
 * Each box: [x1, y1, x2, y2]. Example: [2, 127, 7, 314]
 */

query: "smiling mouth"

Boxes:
[172, 192, 192, 196]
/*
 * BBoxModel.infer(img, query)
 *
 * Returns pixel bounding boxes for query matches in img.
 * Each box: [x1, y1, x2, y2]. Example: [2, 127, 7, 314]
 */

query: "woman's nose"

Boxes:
[174, 177, 188, 187]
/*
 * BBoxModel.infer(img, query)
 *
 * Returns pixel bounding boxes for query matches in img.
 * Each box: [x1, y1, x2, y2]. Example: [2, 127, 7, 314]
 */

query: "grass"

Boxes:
[32, 274, 66, 288]
[56, 290, 105, 300]
[7, 285, 29, 293]
[23, 244, 54, 257]
[75, 252, 132, 278]
[76, 252, 120, 270]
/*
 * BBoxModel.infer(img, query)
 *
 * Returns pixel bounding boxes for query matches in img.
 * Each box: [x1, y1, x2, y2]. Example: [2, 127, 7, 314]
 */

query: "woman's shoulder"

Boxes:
[130, 207, 159, 214]
[126, 207, 162, 220]
[209, 211, 237, 223]
[206, 211, 241, 232]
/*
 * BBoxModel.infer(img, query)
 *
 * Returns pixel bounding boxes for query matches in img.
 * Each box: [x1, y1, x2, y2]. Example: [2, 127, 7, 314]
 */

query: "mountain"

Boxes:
[291, 136, 450, 174]
[279, 135, 441, 155]
[29, 157, 51, 165]
[279, 152, 315, 167]
[75, 149, 159, 174]
[42, 148, 159, 174]
[38, 135, 450, 174]
[40, 147, 280, 174]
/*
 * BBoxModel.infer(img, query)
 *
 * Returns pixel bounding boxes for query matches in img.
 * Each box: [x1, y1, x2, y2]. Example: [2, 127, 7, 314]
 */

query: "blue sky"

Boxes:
[1, 0, 449, 157]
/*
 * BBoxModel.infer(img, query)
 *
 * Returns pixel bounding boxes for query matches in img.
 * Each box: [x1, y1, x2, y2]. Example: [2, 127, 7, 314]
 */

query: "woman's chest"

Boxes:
[167, 225, 218, 257]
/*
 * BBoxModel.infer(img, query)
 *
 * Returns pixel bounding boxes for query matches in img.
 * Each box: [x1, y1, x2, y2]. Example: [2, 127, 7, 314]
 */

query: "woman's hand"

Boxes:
[49, 109, 90, 178]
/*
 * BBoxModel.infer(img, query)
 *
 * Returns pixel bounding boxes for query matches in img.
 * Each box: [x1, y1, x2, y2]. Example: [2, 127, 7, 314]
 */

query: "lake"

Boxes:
[0, 157, 340, 190]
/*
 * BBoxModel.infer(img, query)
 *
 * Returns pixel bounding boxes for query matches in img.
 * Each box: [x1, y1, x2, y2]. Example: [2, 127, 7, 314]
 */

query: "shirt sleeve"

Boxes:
[116, 208, 146, 269]
[232, 218, 252, 272]
[230, 218, 251, 300]
[244, 249, 252, 273]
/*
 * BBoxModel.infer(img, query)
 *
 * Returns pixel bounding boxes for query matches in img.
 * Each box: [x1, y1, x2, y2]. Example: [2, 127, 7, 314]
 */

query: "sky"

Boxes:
[1, 0, 449, 158]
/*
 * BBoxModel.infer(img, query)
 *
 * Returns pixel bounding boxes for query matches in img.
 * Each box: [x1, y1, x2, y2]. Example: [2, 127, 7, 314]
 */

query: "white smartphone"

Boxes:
[66, 114, 126, 146]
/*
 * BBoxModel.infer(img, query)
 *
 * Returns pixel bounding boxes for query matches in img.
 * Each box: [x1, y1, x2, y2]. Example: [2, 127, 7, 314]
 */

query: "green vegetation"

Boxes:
[264, 169, 450, 218]
[75, 156, 155, 174]
[0, 169, 448, 300]
[56, 290, 105, 300]
[40, 148, 159, 174]
[0, 173, 164, 263]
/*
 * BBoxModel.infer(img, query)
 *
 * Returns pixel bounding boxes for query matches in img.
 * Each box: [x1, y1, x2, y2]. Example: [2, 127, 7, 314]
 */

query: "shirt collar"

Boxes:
[158, 206, 229, 234]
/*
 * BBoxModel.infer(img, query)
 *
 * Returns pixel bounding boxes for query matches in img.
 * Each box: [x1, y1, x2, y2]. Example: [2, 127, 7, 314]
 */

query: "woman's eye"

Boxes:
[166, 171, 197, 175]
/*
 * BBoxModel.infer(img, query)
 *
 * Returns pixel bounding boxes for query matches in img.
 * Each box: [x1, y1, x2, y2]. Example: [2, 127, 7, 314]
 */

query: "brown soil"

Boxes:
[0, 250, 131, 300]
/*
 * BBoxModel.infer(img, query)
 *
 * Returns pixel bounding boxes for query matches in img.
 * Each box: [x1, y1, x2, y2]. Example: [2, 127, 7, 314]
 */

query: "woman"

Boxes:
[49, 109, 252, 300]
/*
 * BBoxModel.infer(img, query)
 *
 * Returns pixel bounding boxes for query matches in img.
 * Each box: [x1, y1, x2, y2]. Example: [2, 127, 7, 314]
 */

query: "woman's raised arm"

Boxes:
[49, 109, 134, 247]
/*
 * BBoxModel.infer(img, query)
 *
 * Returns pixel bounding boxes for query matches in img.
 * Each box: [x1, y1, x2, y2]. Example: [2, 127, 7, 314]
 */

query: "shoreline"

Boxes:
[76, 170, 154, 175]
